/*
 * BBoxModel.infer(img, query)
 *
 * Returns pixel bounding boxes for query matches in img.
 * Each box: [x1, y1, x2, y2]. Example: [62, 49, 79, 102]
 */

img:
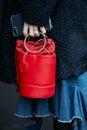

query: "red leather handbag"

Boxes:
[15, 32, 56, 98]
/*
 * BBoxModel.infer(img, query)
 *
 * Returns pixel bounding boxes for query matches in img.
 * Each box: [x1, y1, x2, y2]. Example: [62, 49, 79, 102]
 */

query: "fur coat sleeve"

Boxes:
[18, 0, 56, 26]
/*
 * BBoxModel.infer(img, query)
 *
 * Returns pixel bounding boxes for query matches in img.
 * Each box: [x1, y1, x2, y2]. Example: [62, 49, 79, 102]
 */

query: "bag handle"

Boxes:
[24, 32, 47, 54]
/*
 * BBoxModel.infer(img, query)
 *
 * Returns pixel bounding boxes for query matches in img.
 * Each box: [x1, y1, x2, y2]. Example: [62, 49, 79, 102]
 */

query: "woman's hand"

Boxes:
[23, 22, 46, 37]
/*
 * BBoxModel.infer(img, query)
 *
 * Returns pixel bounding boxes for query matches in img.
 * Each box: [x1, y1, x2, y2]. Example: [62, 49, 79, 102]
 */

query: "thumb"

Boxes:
[39, 27, 46, 34]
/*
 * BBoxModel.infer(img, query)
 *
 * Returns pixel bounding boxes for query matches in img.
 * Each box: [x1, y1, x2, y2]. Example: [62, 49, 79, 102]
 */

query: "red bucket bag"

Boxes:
[15, 32, 56, 98]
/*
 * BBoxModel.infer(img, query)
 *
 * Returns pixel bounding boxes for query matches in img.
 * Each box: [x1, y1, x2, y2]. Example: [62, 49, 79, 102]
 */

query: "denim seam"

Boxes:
[57, 116, 82, 123]
[15, 113, 51, 118]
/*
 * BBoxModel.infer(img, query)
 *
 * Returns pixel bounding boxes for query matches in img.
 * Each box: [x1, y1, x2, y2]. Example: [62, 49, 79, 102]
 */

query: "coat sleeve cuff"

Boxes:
[19, 0, 56, 27]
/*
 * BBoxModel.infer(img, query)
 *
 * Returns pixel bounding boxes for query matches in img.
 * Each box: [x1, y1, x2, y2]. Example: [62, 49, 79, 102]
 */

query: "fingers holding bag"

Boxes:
[23, 22, 46, 37]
